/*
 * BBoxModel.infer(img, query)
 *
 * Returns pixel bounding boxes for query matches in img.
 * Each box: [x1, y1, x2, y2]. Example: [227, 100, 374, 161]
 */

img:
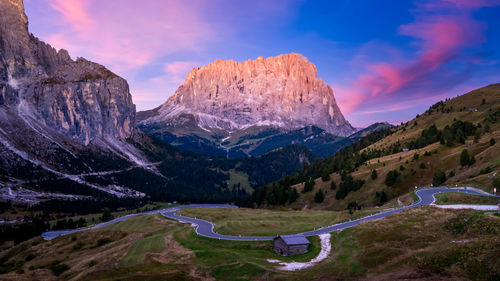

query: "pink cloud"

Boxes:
[44, 0, 214, 73]
[336, 0, 493, 115]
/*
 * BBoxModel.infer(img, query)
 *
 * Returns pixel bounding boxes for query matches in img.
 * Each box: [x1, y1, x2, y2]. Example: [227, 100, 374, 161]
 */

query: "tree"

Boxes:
[371, 170, 378, 180]
[493, 178, 500, 189]
[420, 162, 426, 169]
[448, 170, 455, 178]
[468, 155, 476, 166]
[490, 138, 496, 146]
[330, 180, 337, 190]
[385, 170, 400, 186]
[302, 178, 315, 193]
[460, 149, 470, 167]
[432, 170, 447, 186]
[314, 189, 324, 203]
[101, 208, 114, 222]
[413, 153, 419, 160]
[321, 169, 330, 182]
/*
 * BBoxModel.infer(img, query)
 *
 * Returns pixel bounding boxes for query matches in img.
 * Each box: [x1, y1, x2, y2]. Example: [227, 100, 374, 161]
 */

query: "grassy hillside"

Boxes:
[250, 83, 500, 210]
[0, 207, 498, 280]
[179, 207, 378, 236]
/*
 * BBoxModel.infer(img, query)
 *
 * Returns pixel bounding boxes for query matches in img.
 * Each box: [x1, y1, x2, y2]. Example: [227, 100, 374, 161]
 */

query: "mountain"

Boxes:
[0, 0, 135, 145]
[0, 0, 249, 207]
[138, 53, 355, 157]
[0, 0, 318, 209]
[249, 83, 500, 210]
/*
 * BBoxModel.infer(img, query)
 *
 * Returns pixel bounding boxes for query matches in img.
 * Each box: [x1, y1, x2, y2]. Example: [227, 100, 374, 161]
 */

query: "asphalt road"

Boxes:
[42, 187, 498, 241]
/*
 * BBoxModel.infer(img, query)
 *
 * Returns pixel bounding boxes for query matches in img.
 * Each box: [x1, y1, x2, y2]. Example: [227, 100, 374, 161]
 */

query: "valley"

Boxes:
[1, 0, 500, 280]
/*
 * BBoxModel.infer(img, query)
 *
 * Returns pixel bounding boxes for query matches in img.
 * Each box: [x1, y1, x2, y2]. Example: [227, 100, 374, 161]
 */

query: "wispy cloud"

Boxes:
[45, 0, 214, 73]
[335, 0, 498, 115]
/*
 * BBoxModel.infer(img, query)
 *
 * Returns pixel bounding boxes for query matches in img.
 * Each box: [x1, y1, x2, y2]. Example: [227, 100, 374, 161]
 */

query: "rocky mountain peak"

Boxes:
[140, 53, 354, 137]
[0, 0, 135, 145]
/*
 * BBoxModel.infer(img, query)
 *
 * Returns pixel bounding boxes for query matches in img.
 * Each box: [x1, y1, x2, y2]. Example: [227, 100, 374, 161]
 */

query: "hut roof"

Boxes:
[276, 235, 310, 245]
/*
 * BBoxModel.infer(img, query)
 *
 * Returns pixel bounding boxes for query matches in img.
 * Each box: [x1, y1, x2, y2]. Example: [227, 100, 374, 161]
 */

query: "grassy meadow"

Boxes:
[1, 206, 499, 280]
[434, 192, 500, 205]
[178, 207, 379, 236]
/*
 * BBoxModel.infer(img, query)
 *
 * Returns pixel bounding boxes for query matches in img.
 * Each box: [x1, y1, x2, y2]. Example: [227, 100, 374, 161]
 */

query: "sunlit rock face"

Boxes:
[140, 53, 354, 136]
[0, 0, 135, 145]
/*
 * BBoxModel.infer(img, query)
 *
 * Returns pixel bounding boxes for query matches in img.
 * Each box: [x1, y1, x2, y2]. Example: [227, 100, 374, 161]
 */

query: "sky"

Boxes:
[24, 0, 500, 127]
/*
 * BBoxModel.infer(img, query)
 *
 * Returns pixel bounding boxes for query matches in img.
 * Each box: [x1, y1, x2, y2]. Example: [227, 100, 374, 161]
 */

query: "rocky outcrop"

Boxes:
[0, 0, 135, 145]
[140, 53, 354, 137]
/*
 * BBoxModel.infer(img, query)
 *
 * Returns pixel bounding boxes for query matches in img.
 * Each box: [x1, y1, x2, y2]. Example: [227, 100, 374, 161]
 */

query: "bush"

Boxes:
[399, 165, 405, 171]
[432, 170, 447, 186]
[479, 166, 492, 175]
[385, 170, 401, 186]
[371, 170, 377, 180]
[88, 260, 98, 267]
[448, 170, 455, 178]
[49, 260, 70, 276]
[420, 162, 426, 169]
[314, 189, 324, 203]
[101, 208, 114, 222]
[413, 153, 419, 160]
[330, 180, 337, 190]
[490, 138, 496, 146]
[96, 238, 113, 246]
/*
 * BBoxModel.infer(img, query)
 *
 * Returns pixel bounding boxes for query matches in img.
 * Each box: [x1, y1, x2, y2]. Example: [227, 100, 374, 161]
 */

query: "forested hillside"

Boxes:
[247, 83, 500, 210]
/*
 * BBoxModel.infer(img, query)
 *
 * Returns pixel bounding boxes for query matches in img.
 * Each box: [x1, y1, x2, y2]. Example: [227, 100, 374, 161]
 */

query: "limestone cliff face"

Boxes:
[141, 53, 354, 136]
[0, 0, 135, 145]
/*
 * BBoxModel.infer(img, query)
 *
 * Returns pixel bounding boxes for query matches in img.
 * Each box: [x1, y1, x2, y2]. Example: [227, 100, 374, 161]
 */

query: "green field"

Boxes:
[1, 207, 499, 280]
[434, 192, 500, 205]
[178, 207, 378, 236]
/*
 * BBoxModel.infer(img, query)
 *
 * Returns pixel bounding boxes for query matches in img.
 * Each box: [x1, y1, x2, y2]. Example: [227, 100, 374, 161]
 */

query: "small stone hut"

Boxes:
[273, 235, 310, 256]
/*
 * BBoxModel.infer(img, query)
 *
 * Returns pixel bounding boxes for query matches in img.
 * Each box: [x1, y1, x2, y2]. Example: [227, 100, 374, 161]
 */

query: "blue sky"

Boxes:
[24, 0, 500, 127]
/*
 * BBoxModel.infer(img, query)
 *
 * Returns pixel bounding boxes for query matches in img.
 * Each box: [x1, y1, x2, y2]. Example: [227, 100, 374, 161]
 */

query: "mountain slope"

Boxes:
[249, 83, 500, 210]
[138, 53, 355, 156]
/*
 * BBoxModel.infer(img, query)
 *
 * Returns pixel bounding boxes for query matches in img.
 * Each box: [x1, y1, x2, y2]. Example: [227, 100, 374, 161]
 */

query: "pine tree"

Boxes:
[460, 149, 470, 167]
[314, 189, 324, 203]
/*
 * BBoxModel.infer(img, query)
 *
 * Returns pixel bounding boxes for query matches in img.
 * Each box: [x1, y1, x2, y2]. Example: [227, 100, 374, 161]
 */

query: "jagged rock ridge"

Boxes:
[0, 0, 135, 145]
[139, 53, 355, 137]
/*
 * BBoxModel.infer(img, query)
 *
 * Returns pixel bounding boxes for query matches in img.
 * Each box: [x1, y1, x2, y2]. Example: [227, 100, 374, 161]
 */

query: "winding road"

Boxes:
[42, 187, 499, 241]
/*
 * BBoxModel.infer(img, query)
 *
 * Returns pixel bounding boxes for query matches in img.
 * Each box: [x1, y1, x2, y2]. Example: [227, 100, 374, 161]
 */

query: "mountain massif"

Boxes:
[0, 0, 321, 208]
[0, 0, 240, 206]
[138, 54, 356, 157]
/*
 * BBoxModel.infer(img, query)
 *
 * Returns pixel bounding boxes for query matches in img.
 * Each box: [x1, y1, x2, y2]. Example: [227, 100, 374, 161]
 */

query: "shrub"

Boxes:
[413, 153, 419, 160]
[88, 260, 98, 267]
[399, 165, 405, 171]
[490, 138, 496, 146]
[385, 170, 401, 186]
[420, 163, 426, 169]
[96, 238, 113, 246]
[448, 170, 455, 178]
[101, 208, 114, 222]
[371, 170, 378, 180]
[330, 180, 336, 190]
[432, 170, 447, 186]
[49, 260, 70, 276]
[479, 167, 492, 175]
